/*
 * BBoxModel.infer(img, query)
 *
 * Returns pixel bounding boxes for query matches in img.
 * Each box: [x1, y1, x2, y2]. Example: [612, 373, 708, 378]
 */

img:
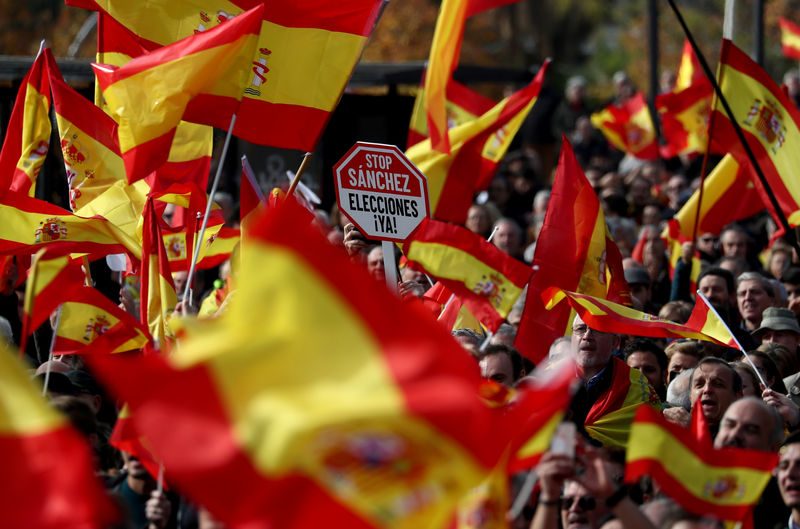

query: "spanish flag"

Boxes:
[20, 249, 85, 354]
[407, 61, 549, 224]
[591, 92, 659, 160]
[0, 191, 140, 260]
[779, 18, 800, 61]
[95, 12, 213, 193]
[422, 281, 485, 335]
[685, 292, 738, 348]
[87, 197, 510, 528]
[713, 39, 800, 227]
[515, 137, 630, 364]
[407, 76, 494, 149]
[93, 5, 262, 183]
[70, 0, 383, 152]
[657, 80, 713, 159]
[542, 286, 736, 347]
[0, 45, 51, 197]
[140, 199, 178, 347]
[403, 218, 532, 332]
[627, 404, 777, 522]
[0, 343, 119, 528]
[53, 285, 151, 354]
[110, 404, 164, 485]
[675, 38, 707, 92]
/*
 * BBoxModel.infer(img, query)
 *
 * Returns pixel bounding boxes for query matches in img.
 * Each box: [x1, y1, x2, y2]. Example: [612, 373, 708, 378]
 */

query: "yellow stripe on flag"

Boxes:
[18, 84, 51, 190]
[783, 30, 800, 54]
[0, 343, 66, 434]
[628, 422, 771, 506]
[514, 412, 562, 463]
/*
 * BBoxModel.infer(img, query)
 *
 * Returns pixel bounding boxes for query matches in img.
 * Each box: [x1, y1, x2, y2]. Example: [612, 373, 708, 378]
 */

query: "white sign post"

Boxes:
[334, 142, 430, 293]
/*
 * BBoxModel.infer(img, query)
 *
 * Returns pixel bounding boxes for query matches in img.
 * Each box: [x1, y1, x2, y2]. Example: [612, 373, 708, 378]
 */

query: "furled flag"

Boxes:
[542, 286, 737, 347]
[713, 39, 800, 227]
[69, 0, 384, 152]
[19, 249, 85, 353]
[140, 198, 178, 347]
[779, 18, 800, 61]
[95, 13, 214, 193]
[591, 92, 659, 160]
[422, 281, 485, 334]
[0, 191, 140, 260]
[0, 342, 119, 528]
[626, 404, 777, 522]
[0, 44, 51, 197]
[408, 75, 494, 149]
[92, 5, 263, 183]
[403, 218, 532, 332]
[514, 137, 630, 364]
[87, 196, 515, 529]
[407, 60, 549, 224]
[53, 285, 151, 355]
[675, 38, 707, 92]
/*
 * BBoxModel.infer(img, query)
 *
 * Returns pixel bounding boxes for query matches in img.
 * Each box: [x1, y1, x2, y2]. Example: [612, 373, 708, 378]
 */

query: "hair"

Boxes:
[664, 339, 705, 361]
[716, 256, 749, 279]
[736, 272, 775, 298]
[745, 351, 788, 393]
[475, 344, 525, 382]
[691, 357, 742, 394]
[666, 368, 694, 410]
[658, 301, 693, 324]
[494, 323, 517, 341]
[758, 342, 800, 379]
[697, 267, 735, 295]
[623, 338, 668, 371]
[452, 328, 484, 348]
[781, 265, 800, 285]
[50, 395, 98, 439]
[549, 336, 571, 358]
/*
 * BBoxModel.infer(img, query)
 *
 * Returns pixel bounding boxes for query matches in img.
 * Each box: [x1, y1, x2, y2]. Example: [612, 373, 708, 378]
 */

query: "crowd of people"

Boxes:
[6, 62, 800, 529]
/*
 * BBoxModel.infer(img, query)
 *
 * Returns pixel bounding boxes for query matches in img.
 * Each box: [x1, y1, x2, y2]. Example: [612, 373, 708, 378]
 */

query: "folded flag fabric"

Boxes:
[590, 92, 659, 160]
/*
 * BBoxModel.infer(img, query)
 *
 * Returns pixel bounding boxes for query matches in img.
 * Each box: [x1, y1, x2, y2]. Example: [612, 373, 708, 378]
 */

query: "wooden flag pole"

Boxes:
[183, 114, 237, 307]
[287, 152, 313, 197]
[665, 0, 800, 259]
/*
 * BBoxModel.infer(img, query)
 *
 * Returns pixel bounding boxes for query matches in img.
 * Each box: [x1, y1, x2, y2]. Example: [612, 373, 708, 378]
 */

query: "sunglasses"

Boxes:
[560, 495, 597, 511]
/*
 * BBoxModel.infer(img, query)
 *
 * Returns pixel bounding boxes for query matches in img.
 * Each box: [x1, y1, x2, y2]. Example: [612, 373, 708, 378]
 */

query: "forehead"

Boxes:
[737, 279, 764, 293]
[781, 443, 800, 463]
[564, 481, 588, 496]
[722, 230, 746, 242]
[699, 275, 727, 290]
[694, 363, 733, 384]
[725, 400, 769, 425]
[628, 351, 657, 364]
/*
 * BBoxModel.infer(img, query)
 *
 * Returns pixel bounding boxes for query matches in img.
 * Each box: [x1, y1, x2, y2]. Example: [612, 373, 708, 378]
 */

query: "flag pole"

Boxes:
[183, 114, 237, 307]
[287, 152, 313, 197]
[665, 0, 800, 259]
[241, 155, 266, 202]
[41, 305, 63, 397]
[695, 290, 768, 387]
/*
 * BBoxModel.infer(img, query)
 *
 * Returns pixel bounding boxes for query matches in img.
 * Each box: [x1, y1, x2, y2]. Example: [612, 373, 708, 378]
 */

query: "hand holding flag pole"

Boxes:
[695, 290, 768, 388]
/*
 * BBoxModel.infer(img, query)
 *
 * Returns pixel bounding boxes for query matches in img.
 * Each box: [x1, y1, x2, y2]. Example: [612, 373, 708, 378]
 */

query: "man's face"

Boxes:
[696, 233, 718, 256]
[479, 353, 515, 387]
[667, 351, 699, 383]
[784, 282, 800, 315]
[571, 315, 618, 378]
[714, 399, 774, 451]
[122, 451, 149, 479]
[626, 351, 664, 393]
[779, 444, 800, 511]
[367, 247, 384, 280]
[737, 279, 773, 325]
[760, 329, 800, 352]
[690, 363, 739, 426]
[560, 481, 609, 529]
[698, 275, 731, 309]
[492, 222, 521, 257]
[465, 205, 490, 236]
[721, 230, 747, 258]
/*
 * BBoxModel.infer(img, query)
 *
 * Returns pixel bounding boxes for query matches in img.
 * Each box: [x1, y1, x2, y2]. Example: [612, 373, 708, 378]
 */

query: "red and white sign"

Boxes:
[334, 142, 430, 242]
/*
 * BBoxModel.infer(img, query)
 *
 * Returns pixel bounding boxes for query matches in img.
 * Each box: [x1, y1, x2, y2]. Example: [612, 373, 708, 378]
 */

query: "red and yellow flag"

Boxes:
[0, 343, 119, 528]
[409, 74, 494, 149]
[407, 61, 549, 224]
[713, 39, 800, 227]
[515, 137, 630, 364]
[140, 199, 178, 347]
[675, 38, 707, 92]
[240, 155, 265, 228]
[0, 191, 140, 260]
[93, 5, 262, 183]
[20, 249, 85, 353]
[779, 18, 800, 61]
[657, 80, 713, 159]
[591, 92, 659, 160]
[542, 287, 736, 347]
[71, 0, 384, 152]
[53, 285, 151, 354]
[0, 46, 51, 197]
[87, 197, 514, 528]
[685, 292, 738, 348]
[627, 404, 777, 522]
[403, 218, 533, 332]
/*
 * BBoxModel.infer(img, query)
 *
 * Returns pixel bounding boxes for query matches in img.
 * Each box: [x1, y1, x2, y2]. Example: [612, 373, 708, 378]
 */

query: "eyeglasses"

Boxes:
[560, 495, 597, 511]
